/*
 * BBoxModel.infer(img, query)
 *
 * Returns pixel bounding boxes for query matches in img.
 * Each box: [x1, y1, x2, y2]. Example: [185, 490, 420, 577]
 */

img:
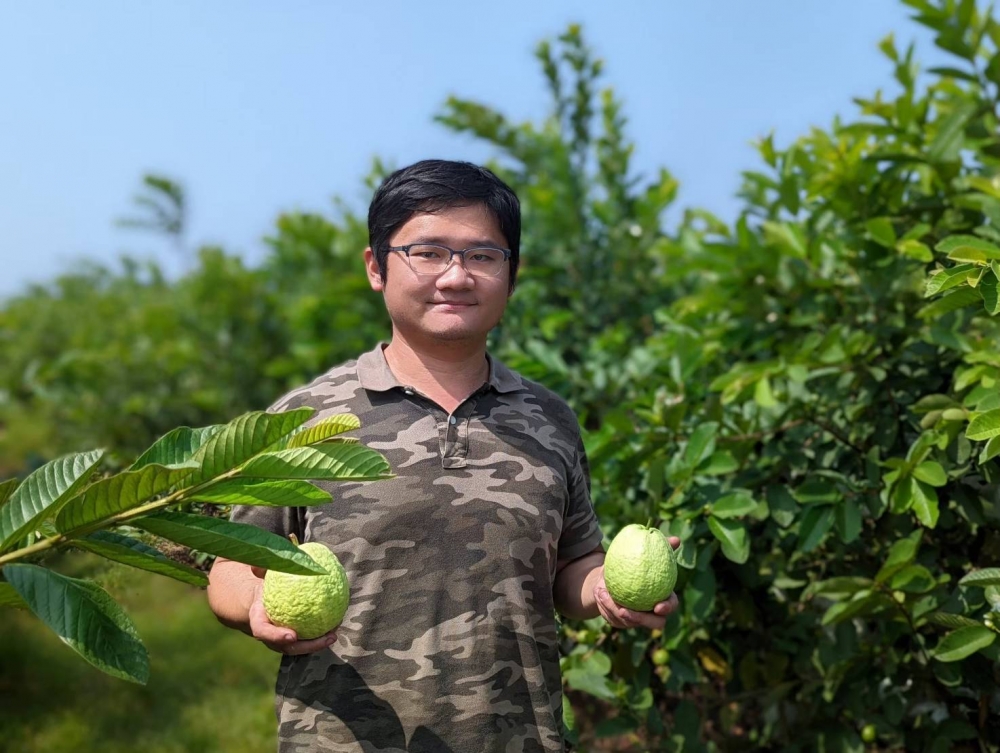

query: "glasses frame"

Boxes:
[386, 243, 512, 278]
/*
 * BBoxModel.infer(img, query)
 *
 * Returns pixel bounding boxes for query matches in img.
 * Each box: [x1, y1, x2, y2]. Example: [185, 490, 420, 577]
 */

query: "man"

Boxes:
[206, 159, 679, 753]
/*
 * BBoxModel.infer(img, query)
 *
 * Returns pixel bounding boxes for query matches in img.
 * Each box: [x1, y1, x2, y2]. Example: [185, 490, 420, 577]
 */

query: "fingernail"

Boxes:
[283, 633, 294, 641]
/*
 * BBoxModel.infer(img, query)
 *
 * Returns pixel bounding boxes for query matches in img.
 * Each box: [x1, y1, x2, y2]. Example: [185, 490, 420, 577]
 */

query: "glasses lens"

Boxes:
[403, 245, 507, 276]
[406, 245, 450, 273]
[464, 247, 506, 276]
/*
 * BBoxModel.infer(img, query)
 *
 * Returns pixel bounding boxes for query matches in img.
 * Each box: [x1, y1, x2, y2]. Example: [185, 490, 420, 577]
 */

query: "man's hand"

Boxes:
[593, 536, 681, 630]
[248, 566, 339, 655]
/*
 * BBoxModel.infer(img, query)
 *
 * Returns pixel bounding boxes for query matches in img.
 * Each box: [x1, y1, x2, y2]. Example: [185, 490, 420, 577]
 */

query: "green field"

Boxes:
[0, 553, 279, 753]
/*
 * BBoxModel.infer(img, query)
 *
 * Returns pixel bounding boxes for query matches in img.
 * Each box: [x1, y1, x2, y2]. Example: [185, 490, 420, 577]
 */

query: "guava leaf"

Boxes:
[802, 577, 873, 601]
[911, 480, 940, 528]
[835, 498, 862, 544]
[237, 444, 392, 482]
[684, 423, 718, 469]
[875, 533, 921, 582]
[4, 563, 149, 684]
[55, 463, 199, 533]
[0, 450, 105, 553]
[912, 461, 947, 487]
[707, 517, 749, 563]
[187, 479, 331, 507]
[936, 234, 1000, 262]
[924, 612, 985, 630]
[821, 590, 894, 626]
[797, 505, 834, 553]
[698, 451, 739, 476]
[74, 530, 208, 587]
[274, 414, 362, 450]
[564, 669, 616, 701]
[129, 425, 225, 470]
[889, 564, 935, 593]
[933, 626, 996, 662]
[711, 493, 756, 519]
[185, 409, 315, 484]
[959, 568, 1000, 588]
[967, 409, 1000, 441]
[131, 511, 328, 575]
[924, 264, 979, 297]
[980, 436, 1000, 464]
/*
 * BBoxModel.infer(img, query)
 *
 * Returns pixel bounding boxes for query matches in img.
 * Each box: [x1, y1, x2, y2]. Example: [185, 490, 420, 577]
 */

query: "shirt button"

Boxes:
[449, 416, 457, 425]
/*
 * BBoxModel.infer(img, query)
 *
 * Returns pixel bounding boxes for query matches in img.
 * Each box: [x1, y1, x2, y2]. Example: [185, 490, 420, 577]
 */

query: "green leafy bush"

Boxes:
[494, 4, 1000, 750]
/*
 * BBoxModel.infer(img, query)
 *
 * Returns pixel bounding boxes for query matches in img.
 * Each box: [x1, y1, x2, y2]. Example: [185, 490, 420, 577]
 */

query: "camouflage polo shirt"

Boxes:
[230, 342, 605, 753]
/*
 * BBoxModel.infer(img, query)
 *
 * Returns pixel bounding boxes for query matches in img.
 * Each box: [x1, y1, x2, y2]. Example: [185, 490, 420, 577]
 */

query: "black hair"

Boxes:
[367, 159, 520, 292]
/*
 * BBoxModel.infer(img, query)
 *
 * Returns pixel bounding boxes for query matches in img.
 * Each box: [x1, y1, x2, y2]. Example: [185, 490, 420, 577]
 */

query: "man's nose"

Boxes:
[436, 256, 475, 287]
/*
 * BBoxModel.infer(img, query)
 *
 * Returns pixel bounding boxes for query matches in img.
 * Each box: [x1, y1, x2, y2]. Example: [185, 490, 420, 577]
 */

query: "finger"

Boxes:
[250, 566, 266, 579]
[254, 620, 299, 644]
[621, 609, 665, 630]
[594, 588, 629, 629]
[248, 601, 298, 643]
[595, 587, 621, 616]
[599, 606, 630, 630]
[652, 593, 680, 617]
[604, 595, 638, 628]
[668, 537, 681, 550]
[281, 632, 339, 656]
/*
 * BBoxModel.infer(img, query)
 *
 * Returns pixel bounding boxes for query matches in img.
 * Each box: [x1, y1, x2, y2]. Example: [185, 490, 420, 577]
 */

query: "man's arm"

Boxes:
[206, 557, 264, 635]
[553, 547, 606, 620]
[553, 542, 682, 630]
[206, 557, 338, 654]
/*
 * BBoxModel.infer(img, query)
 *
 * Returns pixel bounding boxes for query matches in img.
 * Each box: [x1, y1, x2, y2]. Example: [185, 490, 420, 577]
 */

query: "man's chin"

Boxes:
[428, 328, 486, 342]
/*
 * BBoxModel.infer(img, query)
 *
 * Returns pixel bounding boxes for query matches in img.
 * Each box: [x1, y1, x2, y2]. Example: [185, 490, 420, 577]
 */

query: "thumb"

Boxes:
[251, 566, 266, 579]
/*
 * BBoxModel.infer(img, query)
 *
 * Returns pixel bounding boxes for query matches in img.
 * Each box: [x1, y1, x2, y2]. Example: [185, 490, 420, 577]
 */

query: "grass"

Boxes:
[0, 552, 280, 753]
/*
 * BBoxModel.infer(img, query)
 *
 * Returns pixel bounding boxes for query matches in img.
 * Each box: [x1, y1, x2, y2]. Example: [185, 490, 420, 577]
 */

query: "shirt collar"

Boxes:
[357, 342, 522, 394]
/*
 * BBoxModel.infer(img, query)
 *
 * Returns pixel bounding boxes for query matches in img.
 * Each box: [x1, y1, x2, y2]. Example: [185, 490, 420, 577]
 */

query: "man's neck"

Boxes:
[382, 335, 490, 409]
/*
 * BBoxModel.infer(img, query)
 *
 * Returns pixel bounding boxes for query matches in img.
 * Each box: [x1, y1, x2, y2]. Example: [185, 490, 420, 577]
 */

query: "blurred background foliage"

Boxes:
[3, 1, 1000, 751]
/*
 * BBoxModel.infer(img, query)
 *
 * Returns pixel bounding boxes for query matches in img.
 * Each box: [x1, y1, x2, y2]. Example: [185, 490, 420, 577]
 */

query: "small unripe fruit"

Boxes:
[861, 724, 877, 743]
[652, 648, 669, 666]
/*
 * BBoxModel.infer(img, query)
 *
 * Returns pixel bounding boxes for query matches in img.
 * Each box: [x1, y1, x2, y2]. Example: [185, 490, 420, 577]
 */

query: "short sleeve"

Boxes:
[229, 502, 305, 542]
[556, 434, 606, 563]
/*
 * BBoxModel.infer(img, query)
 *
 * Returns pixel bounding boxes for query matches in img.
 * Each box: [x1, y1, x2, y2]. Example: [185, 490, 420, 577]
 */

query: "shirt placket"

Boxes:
[401, 386, 482, 469]
[441, 400, 477, 469]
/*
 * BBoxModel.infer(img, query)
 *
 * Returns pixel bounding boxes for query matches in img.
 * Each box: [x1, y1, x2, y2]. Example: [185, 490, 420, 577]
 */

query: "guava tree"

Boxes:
[435, 3, 1000, 750]
[0, 409, 391, 684]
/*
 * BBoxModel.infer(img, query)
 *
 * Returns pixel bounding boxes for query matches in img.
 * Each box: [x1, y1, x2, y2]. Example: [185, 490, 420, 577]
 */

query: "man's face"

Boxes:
[364, 203, 513, 346]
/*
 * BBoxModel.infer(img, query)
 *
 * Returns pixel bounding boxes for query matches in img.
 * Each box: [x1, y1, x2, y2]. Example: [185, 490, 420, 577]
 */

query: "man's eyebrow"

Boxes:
[412, 236, 508, 248]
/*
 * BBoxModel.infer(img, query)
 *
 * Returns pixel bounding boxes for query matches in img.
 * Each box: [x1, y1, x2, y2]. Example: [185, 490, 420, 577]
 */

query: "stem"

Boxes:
[875, 581, 931, 666]
[0, 468, 240, 568]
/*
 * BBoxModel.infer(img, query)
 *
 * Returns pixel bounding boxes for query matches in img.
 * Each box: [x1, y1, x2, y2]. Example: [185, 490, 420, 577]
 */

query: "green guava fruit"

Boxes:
[263, 541, 350, 640]
[603, 524, 677, 612]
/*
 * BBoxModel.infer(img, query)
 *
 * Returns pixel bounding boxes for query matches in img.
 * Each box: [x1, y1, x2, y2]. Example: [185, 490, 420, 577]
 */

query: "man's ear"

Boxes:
[364, 247, 385, 292]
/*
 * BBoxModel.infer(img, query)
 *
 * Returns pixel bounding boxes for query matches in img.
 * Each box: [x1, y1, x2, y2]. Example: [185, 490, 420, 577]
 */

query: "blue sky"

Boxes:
[0, 2, 942, 299]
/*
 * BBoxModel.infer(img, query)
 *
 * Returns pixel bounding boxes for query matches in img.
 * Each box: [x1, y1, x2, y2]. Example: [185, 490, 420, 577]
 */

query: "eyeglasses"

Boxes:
[387, 243, 511, 278]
